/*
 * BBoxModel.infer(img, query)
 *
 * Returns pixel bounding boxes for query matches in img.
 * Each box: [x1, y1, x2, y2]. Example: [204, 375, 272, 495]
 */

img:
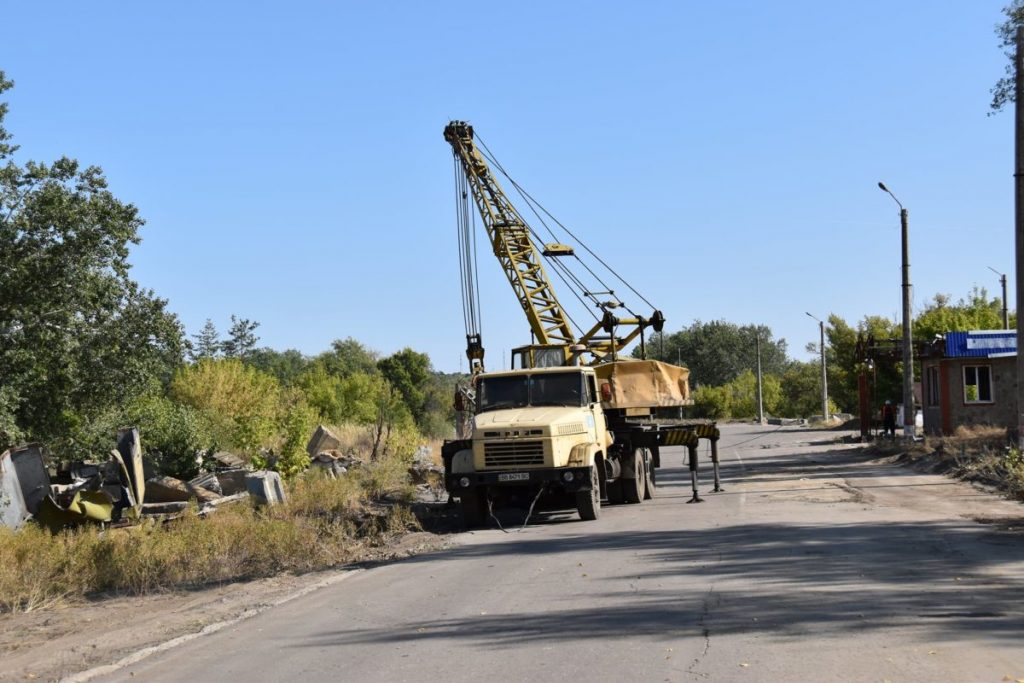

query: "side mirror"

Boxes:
[453, 391, 466, 411]
[600, 382, 612, 402]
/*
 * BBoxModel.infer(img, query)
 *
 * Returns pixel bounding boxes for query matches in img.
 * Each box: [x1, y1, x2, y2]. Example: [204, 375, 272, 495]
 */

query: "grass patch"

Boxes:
[0, 450, 424, 614]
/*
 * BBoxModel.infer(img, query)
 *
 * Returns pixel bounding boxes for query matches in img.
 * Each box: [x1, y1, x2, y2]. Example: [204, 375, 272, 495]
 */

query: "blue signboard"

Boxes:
[944, 330, 1017, 358]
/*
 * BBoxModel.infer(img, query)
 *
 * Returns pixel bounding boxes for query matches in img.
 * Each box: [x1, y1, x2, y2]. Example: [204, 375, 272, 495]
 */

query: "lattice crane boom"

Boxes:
[445, 120, 664, 369]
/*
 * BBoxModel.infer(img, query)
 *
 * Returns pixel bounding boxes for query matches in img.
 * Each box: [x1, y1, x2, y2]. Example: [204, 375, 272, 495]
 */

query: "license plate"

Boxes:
[498, 472, 530, 482]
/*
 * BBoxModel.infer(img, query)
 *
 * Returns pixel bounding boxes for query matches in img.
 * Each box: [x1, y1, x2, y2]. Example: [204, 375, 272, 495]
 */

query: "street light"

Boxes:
[805, 312, 830, 422]
[878, 181, 915, 439]
[987, 266, 1010, 330]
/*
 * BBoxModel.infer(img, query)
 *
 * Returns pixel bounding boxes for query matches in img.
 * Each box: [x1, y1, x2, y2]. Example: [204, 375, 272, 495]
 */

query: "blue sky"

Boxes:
[0, 1, 1014, 372]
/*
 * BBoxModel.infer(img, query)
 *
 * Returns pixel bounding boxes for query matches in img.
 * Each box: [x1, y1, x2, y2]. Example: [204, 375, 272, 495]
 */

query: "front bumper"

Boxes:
[446, 467, 592, 494]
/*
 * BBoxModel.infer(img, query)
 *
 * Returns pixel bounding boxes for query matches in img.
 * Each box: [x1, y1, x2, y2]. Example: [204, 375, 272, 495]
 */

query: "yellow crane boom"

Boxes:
[444, 120, 664, 369]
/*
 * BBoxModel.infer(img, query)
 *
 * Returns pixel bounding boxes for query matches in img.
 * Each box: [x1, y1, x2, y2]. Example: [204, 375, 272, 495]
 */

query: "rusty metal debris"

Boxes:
[0, 428, 293, 531]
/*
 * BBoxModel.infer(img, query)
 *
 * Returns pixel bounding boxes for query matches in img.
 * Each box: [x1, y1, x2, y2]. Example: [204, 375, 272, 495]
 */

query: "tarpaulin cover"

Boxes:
[594, 360, 692, 409]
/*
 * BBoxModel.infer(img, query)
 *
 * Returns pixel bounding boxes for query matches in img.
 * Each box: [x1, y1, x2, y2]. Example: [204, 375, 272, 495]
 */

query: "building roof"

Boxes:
[944, 330, 1017, 358]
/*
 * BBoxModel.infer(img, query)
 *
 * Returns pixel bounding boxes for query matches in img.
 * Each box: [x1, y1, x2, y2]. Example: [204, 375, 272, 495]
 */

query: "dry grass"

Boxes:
[890, 424, 1024, 501]
[0, 450, 423, 614]
[323, 422, 377, 456]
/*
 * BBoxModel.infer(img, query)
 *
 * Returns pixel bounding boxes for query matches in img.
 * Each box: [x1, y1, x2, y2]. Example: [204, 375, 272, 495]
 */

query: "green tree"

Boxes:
[190, 318, 222, 361]
[644, 321, 788, 387]
[377, 348, 432, 428]
[246, 348, 309, 384]
[913, 288, 1010, 339]
[778, 361, 822, 418]
[316, 337, 379, 378]
[992, 0, 1024, 112]
[222, 315, 260, 359]
[170, 358, 282, 458]
[0, 72, 184, 453]
[724, 369, 782, 418]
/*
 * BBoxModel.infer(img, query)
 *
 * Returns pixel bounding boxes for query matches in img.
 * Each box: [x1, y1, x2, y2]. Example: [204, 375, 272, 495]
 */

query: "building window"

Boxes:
[926, 366, 940, 407]
[963, 365, 993, 404]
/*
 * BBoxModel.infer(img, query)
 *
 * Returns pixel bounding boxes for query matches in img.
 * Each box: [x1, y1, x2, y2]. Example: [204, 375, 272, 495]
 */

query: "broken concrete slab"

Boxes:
[141, 501, 189, 515]
[215, 468, 249, 496]
[310, 453, 348, 479]
[211, 451, 248, 470]
[189, 471, 222, 496]
[245, 471, 285, 505]
[145, 476, 221, 504]
[306, 425, 342, 458]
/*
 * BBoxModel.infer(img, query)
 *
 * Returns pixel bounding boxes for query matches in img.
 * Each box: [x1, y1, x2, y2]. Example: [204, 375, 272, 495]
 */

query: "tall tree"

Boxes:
[0, 72, 183, 451]
[222, 315, 260, 359]
[913, 288, 1010, 339]
[191, 319, 222, 360]
[316, 337, 379, 378]
[992, 0, 1024, 112]
[377, 348, 432, 428]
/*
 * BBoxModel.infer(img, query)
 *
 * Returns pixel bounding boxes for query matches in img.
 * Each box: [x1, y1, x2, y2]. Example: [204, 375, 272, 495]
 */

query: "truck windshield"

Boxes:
[477, 372, 584, 412]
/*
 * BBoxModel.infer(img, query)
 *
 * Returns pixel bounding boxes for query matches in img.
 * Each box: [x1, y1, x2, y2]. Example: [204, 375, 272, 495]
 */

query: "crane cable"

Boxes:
[474, 134, 657, 314]
[453, 155, 482, 343]
[473, 142, 602, 325]
[468, 140, 593, 334]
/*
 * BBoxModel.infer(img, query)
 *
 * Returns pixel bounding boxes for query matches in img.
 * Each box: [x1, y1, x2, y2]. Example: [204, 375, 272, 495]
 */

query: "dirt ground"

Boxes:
[0, 529, 453, 683]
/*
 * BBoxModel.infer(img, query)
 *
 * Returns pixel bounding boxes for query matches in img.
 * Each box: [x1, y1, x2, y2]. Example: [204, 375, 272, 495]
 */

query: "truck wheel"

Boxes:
[576, 465, 601, 521]
[459, 491, 488, 528]
[643, 448, 656, 500]
[624, 448, 647, 504]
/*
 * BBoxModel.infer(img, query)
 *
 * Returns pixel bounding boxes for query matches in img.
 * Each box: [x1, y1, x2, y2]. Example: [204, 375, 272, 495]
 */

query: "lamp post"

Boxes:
[988, 266, 1010, 330]
[878, 181, 915, 439]
[805, 312, 829, 422]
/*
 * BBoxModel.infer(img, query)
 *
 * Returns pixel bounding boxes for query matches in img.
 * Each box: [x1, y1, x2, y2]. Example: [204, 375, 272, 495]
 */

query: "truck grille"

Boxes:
[484, 440, 544, 467]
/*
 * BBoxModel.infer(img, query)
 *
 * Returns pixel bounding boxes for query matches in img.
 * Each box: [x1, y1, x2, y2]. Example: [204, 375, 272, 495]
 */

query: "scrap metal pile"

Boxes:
[0, 427, 285, 532]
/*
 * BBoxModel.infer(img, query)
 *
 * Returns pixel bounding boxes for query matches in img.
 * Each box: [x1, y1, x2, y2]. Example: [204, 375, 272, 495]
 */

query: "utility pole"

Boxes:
[1016, 27, 1024, 450]
[755, 333, 765, 424]
[989, 267, 1009, 330]
[806, 313, 829, 422]
[878, 182, 915, 439]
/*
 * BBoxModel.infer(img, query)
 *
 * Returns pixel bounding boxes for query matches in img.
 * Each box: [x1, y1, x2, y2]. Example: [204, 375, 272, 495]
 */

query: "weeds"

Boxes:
[896, 425, 1024, 501]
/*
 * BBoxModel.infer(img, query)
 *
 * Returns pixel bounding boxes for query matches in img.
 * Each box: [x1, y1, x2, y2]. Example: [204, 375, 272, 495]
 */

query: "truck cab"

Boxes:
[445, 366, 610, 525]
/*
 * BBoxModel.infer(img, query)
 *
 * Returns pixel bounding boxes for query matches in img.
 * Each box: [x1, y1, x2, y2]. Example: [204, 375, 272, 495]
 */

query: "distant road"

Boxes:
[103, 424, 1024, 682]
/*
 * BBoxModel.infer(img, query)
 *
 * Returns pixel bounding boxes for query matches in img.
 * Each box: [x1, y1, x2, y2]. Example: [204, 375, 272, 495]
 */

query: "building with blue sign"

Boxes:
[920, 330, 1017, 436]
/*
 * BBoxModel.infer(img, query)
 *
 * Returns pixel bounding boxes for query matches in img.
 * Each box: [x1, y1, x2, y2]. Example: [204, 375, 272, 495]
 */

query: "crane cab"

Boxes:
[511, 344, 573, 369]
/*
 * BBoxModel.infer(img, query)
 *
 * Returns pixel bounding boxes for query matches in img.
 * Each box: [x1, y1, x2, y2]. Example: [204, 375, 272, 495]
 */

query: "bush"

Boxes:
[171, 358, 283, 458]
[694, 385, 732, 419]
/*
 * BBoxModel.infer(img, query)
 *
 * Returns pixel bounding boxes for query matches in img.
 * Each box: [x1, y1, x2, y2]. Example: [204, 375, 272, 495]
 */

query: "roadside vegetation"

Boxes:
[0, 459, 422, 613]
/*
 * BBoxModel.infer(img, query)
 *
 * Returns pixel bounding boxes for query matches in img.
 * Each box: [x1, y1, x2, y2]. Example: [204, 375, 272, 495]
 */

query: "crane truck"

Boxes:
[440, 121, 720, 526]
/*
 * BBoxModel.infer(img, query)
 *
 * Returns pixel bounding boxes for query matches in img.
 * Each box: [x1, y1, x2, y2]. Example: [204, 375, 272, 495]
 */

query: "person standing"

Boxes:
[881, 400, 896, 439]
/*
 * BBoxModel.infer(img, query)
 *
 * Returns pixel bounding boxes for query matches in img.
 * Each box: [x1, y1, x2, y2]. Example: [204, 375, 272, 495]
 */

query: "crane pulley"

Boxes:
[445, 120, 665, 372]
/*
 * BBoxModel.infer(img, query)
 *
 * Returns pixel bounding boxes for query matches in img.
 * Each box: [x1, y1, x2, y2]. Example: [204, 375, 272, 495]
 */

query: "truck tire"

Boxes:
[576, 465, 601, 521]
[624, 448, 647, 504]
[459, 491, 488, 528]
[643, 448, 656, 500]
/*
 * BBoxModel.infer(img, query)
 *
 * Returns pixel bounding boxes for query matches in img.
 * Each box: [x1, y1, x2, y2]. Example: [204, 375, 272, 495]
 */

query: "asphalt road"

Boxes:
[104, 424, 1024, 682]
